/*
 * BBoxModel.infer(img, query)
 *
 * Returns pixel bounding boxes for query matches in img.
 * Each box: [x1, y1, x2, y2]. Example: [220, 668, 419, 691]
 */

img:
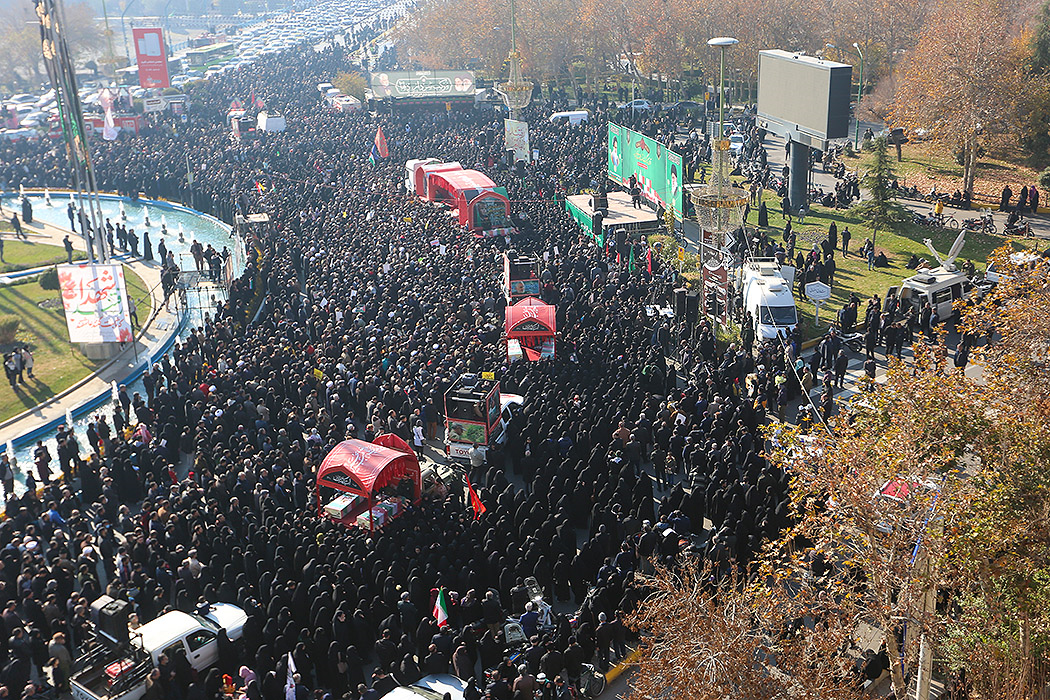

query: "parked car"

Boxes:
[664, 99, 704, 114]
[618, 98, 654, 112]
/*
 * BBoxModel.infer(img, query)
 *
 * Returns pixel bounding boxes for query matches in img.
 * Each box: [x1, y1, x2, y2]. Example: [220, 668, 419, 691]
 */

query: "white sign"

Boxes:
[143, 96, 167, 113]
[504, 118, 530, 163]
[57, 264, 135, 344]
[805, 281, 832, 302]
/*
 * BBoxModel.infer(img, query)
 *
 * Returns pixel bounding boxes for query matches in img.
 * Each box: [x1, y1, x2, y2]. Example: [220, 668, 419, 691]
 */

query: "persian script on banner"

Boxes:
[57, 264, 135, 344]
[504, 119, 530, 163]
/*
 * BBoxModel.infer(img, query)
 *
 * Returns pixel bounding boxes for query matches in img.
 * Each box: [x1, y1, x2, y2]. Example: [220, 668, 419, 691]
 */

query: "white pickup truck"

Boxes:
[71, 602, 247, 700]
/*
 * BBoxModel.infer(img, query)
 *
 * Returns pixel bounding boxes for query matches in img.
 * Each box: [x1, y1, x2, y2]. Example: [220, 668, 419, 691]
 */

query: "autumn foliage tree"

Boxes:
[395, 0, 930, 98]
[626, 562, 867, 700]
[893, 0, 1023, 195]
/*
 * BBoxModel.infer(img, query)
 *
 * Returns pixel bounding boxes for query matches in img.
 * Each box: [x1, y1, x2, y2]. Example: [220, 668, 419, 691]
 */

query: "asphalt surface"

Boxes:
[760, 131, 1050, 242]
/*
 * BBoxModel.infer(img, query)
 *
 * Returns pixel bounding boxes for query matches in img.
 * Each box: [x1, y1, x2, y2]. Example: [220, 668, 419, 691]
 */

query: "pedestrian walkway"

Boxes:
[0, 217, 184, 449]
[762, 132, 1050, 240]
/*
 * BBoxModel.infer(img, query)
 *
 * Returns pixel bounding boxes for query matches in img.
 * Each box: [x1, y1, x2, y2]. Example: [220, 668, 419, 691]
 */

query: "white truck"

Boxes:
[740, 259, 798, 340]
[71, 597, 247, 700]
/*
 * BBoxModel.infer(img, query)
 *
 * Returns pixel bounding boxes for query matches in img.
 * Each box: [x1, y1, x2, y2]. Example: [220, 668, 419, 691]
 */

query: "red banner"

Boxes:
[132, 28, 170, 89]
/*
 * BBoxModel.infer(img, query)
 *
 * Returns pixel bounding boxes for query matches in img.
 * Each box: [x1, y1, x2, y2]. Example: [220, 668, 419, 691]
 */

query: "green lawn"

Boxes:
[746, 194, 1042, 339]
[850, 139, 1041, 205]
[0, 266, 152, 423]
[0, 238, 87, 274]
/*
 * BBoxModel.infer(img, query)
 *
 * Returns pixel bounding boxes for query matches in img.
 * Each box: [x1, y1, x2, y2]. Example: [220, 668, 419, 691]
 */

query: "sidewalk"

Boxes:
[762, 132, 1050, 240]
[0, 217, 183, 449]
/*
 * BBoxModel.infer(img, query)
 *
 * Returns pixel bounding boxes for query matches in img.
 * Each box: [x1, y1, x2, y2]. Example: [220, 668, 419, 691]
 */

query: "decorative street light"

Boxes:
[688, 37, 748, 247]
[495, 0, 532, 120]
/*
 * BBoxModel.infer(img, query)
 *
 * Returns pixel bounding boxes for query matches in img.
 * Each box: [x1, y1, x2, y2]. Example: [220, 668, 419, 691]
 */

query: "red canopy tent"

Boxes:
[315, 435, 421, 530]
[505, 297, 556, 361]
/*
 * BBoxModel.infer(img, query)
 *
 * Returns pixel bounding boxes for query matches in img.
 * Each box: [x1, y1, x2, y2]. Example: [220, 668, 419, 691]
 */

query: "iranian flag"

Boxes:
[433, 587, 450, 628]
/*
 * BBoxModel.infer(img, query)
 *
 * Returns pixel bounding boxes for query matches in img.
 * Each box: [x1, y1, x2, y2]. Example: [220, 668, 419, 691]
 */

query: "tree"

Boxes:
[946, 249, 1050, 699]
[893, 0, 1022, 196]
[1017, 3, 1050, 167]
[850, 136, 910, 245]
[763, 346, 984, 700]
[333, 71, 368, 102]
[626, 562, 867, 700]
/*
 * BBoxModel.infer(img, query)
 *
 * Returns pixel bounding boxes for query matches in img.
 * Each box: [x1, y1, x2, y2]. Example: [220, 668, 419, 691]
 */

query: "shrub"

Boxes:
[0, 316, 19, 344]
[39, 267, 59, 290]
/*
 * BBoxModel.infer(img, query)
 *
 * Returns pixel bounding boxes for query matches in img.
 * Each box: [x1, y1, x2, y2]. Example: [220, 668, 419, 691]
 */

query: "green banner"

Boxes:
[565, 198, 602, 245]
[607, 123, 684, 220]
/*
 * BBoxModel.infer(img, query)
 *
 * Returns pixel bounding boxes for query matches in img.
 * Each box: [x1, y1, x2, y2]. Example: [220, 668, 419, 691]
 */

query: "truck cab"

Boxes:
[443, 375, 523, 463]
[503, 250, 542, 303]
[71, 599, 247, 700]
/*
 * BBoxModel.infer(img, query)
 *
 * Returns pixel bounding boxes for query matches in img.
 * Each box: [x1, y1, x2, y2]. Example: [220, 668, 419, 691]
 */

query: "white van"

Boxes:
[984, 251, 1041, 285]
[741, 260, 798, 340]
[549, 110, 590, 125]
[886, 267, 974, 321]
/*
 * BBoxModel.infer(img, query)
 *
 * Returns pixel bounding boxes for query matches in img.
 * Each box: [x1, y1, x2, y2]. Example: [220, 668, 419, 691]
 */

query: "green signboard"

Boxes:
[607, 123, 684, 220]
[565, 198, 602, 245]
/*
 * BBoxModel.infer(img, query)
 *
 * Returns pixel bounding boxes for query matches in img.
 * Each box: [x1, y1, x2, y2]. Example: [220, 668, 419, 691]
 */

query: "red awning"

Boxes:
[317, 438, 419, 497]
[506, 298, 556, 337]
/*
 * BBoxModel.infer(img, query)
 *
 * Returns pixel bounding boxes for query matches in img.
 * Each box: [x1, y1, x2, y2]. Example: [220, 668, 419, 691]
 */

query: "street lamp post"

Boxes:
[709, 36, 737, 138]
[120, 0, 137, 61]
[689, 37, 747, 338]
[853, 42, 864, 150]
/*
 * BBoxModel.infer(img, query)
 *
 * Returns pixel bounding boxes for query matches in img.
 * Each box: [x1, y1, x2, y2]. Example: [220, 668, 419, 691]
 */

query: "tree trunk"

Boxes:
[885, 627, 909, 700]
[963, 133, 978, 197]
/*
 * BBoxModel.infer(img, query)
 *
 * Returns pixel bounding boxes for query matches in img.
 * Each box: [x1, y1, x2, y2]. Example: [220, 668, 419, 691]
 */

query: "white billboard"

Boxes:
[57, 264, 135, 344]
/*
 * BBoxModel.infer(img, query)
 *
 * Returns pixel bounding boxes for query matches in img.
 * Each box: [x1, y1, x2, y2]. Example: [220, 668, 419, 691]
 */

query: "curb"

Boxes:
[605, 647, 642, 683]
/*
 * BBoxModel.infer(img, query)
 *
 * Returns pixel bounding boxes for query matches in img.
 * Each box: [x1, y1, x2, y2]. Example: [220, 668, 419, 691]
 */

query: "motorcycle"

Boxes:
[961, 210, 996, 234]
[1004, 217, 1033, 237]
[840, 332, 865, 353]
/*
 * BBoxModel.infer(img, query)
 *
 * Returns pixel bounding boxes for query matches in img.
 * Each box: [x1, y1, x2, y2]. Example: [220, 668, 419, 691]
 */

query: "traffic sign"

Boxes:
[677, 246, 685, 261]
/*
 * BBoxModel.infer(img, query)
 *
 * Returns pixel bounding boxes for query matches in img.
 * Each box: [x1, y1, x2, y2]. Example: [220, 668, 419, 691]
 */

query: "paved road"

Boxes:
[761, 131, 1050, 242]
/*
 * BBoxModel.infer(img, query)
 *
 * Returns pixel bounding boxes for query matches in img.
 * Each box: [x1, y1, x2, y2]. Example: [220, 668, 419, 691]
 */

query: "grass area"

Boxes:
[0, 238, 87, 274]
[850, 138, 1042, 204]
[0, 266, 152, 423]
[746, 193, 1043, 339]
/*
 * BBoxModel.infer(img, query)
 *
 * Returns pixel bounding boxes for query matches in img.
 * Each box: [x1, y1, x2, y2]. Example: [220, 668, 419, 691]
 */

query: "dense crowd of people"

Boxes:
[0, 24, 794, 700]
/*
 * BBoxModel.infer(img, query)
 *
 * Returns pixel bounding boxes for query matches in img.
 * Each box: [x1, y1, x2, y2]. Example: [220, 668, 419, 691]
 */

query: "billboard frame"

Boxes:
[607, 123, 684, 220]
[132, 27, 170, 89]
[756, 50, 851, 150]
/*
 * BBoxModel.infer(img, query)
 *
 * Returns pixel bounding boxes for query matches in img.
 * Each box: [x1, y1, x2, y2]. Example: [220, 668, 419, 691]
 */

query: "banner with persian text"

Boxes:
[57, 264, 134, 344]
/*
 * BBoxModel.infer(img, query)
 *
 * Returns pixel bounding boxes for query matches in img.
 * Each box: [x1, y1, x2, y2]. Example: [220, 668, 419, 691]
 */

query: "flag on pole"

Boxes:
[368, 143, 381, 166]
[229, 99, 243, 112]
[250, 90, 257, 109]
[374, 125, 389, 158]
[102, 108, 118, 141]
[284, 652, 296, 700]
[255, 181, 265, 195]
[433, 587, 450, 628]
[255, 93, 265, 109]
[465, 475, 486, 518]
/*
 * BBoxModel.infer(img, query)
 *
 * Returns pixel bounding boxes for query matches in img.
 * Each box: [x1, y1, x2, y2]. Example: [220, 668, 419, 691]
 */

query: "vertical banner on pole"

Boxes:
[504, 119, 530, 162]
[132, 27, 170, 89]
